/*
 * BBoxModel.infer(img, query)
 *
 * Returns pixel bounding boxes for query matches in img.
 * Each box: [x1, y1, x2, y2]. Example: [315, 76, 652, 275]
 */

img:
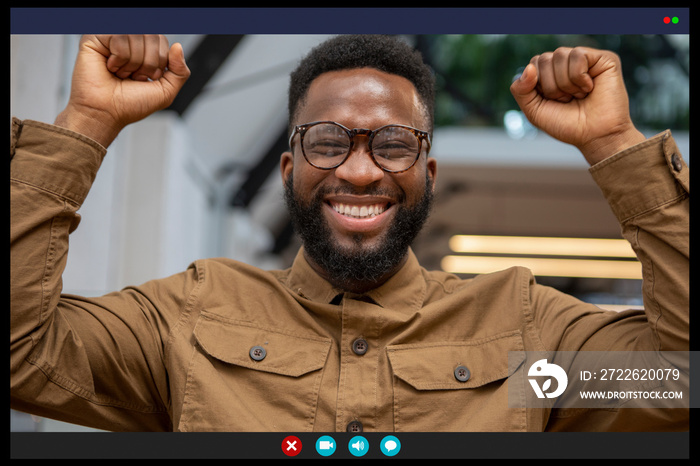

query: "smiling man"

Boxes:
[10, 34, 688, 433]
[282, 47, 437, 292]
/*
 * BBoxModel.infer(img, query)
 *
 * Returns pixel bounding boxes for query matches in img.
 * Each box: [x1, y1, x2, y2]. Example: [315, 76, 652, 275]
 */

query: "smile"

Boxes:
[329, 201, 389, 219]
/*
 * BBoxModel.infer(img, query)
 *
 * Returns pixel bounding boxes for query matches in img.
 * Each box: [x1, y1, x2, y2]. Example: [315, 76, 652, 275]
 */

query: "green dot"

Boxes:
[672, 17, 679, 24]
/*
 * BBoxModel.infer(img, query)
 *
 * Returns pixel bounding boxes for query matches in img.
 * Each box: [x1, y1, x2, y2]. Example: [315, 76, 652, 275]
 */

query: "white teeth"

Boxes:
[331, 202, 387, 219]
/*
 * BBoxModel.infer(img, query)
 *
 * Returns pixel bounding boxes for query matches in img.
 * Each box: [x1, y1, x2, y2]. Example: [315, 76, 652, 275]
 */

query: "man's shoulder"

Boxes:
[187, 256, 292, 287]
[421, 264, 534, 294]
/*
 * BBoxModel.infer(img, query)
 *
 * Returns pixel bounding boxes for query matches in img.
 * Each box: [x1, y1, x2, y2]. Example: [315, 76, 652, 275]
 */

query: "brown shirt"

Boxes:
[10, 118, 689, 432]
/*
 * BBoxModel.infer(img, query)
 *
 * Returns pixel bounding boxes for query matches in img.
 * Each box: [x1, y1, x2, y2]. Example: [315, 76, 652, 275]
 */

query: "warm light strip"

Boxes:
[449, 235, 636, 258]
[441, 255, 642, 280]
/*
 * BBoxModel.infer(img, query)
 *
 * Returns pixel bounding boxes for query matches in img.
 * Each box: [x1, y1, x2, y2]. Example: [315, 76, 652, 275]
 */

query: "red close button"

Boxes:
[282, 435, 302, 456]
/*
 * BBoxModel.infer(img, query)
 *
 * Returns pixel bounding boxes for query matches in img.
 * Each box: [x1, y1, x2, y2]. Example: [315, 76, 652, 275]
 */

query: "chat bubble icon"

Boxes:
[380, 436, 401, 456]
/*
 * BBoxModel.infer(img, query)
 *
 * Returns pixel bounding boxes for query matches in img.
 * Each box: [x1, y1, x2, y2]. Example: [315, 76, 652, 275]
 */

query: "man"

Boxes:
[10, 34, 688, 432]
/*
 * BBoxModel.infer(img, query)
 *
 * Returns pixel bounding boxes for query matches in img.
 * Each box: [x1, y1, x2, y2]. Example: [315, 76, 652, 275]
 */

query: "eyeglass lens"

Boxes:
[302, 123, 421, 171]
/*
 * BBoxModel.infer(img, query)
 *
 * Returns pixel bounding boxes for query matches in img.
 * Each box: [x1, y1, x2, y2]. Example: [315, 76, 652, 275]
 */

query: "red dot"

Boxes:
[664, 17, 671, 24]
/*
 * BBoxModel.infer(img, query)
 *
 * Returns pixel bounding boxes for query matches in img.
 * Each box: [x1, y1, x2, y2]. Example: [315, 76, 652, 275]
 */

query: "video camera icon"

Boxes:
[315, 435, 336, 457]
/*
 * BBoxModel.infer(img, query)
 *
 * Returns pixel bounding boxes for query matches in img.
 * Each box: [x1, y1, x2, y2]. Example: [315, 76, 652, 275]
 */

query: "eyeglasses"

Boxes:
[289, 121, 431, 173]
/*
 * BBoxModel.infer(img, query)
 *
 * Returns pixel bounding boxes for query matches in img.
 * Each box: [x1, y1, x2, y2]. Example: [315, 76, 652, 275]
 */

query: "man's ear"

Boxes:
[280, 150, 294, 185]
[427, 156, 438, 193]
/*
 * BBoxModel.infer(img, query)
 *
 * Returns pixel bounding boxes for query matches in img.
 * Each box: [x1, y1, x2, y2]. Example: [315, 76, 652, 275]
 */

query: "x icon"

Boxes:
[282, 436, 302, 456]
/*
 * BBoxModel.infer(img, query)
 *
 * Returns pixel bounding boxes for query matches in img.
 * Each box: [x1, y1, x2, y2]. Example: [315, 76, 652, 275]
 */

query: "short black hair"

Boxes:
[288, 34, 435, 135]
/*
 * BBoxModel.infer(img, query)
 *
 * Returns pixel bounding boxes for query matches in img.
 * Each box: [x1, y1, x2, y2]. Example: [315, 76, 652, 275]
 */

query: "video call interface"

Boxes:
[10, 7, 690, 460]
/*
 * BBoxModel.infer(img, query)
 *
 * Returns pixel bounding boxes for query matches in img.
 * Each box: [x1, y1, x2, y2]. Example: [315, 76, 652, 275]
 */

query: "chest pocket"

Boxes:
[178, 311, 331, 432]
[386, 330, 526, 431]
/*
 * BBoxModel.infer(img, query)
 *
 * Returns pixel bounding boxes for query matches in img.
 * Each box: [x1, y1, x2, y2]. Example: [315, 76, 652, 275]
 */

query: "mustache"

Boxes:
[314, 183, 406, 204]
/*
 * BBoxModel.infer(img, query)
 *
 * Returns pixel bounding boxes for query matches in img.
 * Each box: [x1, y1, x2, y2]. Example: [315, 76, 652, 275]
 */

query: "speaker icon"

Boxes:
[348, 436, 368, 457]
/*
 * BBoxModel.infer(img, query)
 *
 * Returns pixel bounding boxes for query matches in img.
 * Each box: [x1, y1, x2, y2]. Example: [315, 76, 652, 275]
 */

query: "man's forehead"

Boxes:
[308, 67, 417, 93]
[298, 67, 427, 127]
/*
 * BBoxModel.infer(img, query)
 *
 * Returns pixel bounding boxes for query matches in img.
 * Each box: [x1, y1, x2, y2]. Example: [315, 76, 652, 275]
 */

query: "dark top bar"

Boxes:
[10, 8, 690, 35]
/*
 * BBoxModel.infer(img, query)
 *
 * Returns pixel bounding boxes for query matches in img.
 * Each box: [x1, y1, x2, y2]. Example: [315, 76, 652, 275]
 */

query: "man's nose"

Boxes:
[333, 144, 385, 186]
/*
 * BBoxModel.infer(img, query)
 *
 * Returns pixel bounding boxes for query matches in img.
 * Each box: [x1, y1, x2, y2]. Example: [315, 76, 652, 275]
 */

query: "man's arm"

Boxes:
[10, 35, 190, 430]
[511, 47, 688, 352]
[510, 47, 688, 432]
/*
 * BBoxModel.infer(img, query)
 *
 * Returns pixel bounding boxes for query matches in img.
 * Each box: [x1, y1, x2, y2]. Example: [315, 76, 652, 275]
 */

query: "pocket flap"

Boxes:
[193, 310, 331, 377]
[386, 330, 524, 390]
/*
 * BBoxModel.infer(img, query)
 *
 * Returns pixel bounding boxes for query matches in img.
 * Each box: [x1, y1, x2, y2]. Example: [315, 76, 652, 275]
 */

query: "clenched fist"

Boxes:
[54, 34, 191, 148]
[510, 47, 646, 165]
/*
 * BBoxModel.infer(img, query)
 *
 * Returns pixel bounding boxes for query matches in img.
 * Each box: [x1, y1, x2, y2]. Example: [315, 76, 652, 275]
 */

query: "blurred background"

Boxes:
[10, 33, 689, 432]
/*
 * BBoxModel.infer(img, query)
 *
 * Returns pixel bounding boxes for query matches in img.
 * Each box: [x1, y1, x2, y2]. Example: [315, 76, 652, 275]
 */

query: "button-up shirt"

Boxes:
[10, 118, 689, 432]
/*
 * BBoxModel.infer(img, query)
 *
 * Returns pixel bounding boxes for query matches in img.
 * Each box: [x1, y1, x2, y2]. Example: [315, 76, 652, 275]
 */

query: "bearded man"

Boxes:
[10, 34, 688, 433]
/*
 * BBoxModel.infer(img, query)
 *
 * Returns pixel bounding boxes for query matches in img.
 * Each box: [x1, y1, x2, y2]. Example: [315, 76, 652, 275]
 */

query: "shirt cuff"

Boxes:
[10, 117, 107, 206]
[588, 130, 688, 224]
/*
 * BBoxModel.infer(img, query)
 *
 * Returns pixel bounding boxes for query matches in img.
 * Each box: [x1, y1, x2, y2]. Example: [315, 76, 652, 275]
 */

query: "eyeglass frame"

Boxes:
[288, 120, 432, 174]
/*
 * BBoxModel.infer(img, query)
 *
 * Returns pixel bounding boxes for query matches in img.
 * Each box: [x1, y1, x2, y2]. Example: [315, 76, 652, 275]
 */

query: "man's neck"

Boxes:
[303, 249, 408, 294]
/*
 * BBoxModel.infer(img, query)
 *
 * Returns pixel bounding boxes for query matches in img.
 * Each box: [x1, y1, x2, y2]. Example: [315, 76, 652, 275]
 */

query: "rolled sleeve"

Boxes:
[589, 130, 688, 224]
[10, 118, 107, 206]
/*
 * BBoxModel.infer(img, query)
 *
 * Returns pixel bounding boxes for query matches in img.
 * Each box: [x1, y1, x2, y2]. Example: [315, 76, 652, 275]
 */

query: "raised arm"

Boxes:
[11, 35, 191, 431]
[511, 47, 689, 354]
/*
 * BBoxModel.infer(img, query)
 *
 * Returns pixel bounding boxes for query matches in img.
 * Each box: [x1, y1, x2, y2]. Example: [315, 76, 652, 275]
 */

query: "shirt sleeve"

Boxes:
[10, 118, 192, 431]
[529, 130, 689, 431]
[532, 130, 689, 353]
[587, 130, 689, 352]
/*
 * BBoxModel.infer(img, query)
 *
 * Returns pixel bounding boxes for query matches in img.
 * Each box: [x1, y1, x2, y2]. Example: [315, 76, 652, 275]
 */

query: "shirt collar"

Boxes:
[285, 246, 427, 312]
[286, 247, 341, 304]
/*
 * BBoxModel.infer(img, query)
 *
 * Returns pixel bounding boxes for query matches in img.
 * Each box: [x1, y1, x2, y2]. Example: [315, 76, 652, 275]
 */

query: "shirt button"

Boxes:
[346, 420, 363, 433]
[352, 338, 368, 355]
[454, 365, 470, 382]
[671, 153, 683, 172]
[249, 345, 266, 361]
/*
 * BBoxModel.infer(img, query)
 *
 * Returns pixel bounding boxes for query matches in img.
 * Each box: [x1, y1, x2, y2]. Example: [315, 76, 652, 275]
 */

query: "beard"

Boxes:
[283, 173, 434, 291]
